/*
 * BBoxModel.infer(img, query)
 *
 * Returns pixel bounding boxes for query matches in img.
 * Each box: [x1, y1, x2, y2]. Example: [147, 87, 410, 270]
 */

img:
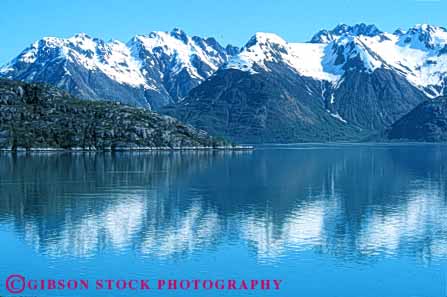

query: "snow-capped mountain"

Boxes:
[129, 29, 238, 103]
[0, 29, 238, 109]
[3, 23, 447, 142]
[167, 24, 447, 142]
[227, 24, 447, 99]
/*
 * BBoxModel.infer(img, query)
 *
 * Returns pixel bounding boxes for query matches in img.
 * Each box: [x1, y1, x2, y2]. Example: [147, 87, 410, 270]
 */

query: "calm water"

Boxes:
[0, 144, 446, 297]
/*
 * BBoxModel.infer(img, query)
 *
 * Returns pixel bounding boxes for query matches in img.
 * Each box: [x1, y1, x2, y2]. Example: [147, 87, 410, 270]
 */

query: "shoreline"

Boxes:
[0, 145, 254, 152]
[1, 142, 446, 153]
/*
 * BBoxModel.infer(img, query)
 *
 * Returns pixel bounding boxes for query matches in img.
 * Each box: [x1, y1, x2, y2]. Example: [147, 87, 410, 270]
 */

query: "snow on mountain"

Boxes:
[352, 25, 447, 97]
[225, 32, 384, 82]
[396, 24, 447, 50]
[226, 32, 342, 82]
[226, 33, 289, 73]
[0, 29, 238, 109]
[226, 24, 447, 98]
[128, 28, 236, 101]
[1, 34, 151, 89]
[131, 28, 231, 80]
[331, 35, 386, 72]
[2, 23, 447, 108]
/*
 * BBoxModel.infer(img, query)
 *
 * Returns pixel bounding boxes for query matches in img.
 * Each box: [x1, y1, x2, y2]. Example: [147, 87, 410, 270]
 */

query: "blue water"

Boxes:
[0, 144, 446, 297]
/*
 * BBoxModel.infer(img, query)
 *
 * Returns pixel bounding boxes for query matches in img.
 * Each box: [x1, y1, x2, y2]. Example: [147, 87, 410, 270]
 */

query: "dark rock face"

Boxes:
[0, 79, 227, 150]
[163, 69, 362, 143]
[387, 97, 447, 141]
[332, 69, 428, 130]
[163, 62, 427, 143]
[310, 23, 383, 43]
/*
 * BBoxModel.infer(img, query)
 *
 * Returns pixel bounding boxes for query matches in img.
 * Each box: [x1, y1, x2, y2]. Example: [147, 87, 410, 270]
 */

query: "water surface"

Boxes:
[0, 144, 446, 296]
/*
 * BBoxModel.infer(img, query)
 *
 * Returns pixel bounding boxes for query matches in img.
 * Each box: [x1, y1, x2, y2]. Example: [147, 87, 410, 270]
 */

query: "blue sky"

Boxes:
[1, 0, 446, 64]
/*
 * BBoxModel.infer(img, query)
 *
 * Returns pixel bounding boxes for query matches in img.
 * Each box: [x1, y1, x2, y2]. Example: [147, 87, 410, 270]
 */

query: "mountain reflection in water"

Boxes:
[0, 146, 445, 265]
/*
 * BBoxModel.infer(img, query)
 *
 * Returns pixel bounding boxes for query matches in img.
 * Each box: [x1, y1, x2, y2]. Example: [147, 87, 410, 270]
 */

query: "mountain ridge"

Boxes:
[0, 29, 238, 110]
[3, 23, 447, 143]
[163, 24, 441, 142]
[226, 23, 447, 98]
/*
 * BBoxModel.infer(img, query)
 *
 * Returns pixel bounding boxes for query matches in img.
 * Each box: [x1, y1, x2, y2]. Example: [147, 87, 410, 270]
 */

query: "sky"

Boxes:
[1, 0, 446, 64]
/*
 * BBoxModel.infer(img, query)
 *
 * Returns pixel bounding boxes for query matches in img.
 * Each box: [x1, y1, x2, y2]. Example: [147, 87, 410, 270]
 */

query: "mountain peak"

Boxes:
[393, 28, 406, 36]
[170, 28, 189, 44]
[39, 36, 65, 47]
[244, 32, 287, 49]
[338, 23, 381, 35]
[413, 23, 447, 32]
[310, 23, 383, 43]
[398, 24, 447, 49]
[72, 32, 92, 39]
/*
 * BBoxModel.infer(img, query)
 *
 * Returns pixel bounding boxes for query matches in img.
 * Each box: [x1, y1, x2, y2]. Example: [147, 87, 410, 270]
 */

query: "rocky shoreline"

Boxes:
[0, 79, 245, 151]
